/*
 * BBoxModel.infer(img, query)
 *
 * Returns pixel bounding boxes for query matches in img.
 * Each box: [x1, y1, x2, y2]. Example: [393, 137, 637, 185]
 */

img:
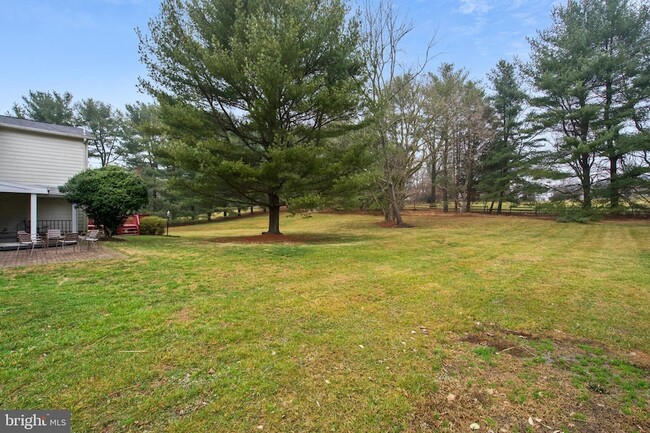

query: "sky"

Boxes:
[0, 0, 558, 115]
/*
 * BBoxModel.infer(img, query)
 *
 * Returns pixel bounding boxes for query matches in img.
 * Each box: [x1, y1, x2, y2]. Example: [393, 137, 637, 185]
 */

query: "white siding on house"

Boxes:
[39, 197, 72, 220]
[37, 197, 79, 233]
[0, 128, 87, 187]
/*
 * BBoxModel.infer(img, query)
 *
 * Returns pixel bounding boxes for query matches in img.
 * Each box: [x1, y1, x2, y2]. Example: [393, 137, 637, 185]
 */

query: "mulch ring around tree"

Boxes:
[375, 221, 416, 228]
[210, 234, 354, 245]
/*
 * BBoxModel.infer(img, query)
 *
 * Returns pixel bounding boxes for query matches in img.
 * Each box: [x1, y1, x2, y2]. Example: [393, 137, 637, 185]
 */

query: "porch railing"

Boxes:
[23, 220, 74, 234]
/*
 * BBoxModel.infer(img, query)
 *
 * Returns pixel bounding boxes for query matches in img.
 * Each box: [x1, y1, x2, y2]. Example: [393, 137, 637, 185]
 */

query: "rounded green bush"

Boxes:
[139, 216, 166, 235]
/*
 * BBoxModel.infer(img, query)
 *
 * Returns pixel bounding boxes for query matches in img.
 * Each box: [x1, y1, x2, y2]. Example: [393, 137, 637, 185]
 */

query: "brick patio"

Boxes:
[0, 245, 123, 268]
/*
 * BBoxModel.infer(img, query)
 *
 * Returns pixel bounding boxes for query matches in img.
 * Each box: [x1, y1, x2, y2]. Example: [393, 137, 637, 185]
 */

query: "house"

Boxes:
[0, 115, 92, 242]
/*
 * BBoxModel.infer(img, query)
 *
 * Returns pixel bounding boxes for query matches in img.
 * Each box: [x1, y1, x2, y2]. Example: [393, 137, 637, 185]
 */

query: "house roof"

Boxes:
[0, 115, 92, 140]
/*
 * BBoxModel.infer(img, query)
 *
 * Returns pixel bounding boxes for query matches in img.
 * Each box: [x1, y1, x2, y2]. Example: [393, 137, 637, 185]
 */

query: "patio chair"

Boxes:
[15, 232, 43, 257]
[57, 232, 80, 252]
[46, 229, 62, 250]
[81, 229, 101, 250]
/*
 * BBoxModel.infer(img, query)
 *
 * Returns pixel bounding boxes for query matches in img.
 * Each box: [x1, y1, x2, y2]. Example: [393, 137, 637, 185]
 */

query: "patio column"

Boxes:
[30, 193, 38, 240]
[71, 204, 78, 233]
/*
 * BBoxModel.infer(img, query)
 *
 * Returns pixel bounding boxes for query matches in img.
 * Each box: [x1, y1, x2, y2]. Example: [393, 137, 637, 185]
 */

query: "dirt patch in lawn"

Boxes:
[461, 332, 534, 358]
[409, 326, 650, 432]
[375, 221, 416, 228]
[168, 306, 194, 325]
[463, 326, 650, 371]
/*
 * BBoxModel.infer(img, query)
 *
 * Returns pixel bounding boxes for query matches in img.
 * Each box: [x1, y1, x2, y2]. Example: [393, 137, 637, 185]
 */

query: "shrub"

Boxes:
[139, 216, 166, 235]
[556, 208, 603, 224]
[60, 166, 148, 237]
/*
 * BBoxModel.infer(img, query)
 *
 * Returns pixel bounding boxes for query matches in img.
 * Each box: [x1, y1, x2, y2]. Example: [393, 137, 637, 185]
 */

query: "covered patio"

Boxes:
[0, 180, 83, 247]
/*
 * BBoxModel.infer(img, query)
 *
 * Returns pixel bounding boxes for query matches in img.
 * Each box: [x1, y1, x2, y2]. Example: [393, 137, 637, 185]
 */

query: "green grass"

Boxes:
[473, 346, 497, 366]
[1, 212, 649, 431]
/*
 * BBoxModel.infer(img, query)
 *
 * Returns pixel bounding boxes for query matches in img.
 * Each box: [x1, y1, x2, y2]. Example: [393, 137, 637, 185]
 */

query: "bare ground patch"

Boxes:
[409, 326, 650, 432]
[167, 306, 194, 325]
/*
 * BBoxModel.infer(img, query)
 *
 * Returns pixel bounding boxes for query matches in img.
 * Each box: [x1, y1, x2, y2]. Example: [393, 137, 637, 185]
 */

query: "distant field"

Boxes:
[1, 212, 648, 432]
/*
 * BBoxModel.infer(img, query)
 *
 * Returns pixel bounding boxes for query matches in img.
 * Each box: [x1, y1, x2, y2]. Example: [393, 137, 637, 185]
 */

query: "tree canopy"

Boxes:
[10, 90, 74, 125]
[9, 0, 649, 224]
[478, 60, 540, 213]
[138, 0, 366, 234]
[75, 98, 124, 167]
[526, 0, 650, 209]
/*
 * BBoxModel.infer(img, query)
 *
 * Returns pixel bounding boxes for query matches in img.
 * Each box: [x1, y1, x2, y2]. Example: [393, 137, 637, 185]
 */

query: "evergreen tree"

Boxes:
[138, 0, 365, 234]
[75, 99, 124, 167]
[527, 0, 649, 209]
[479, 60, 537, 213]
[426, 64, 492, 213]
[584, 0, 650, 208]
[10, 90, 74, 125]
[121, 102, 175, 215]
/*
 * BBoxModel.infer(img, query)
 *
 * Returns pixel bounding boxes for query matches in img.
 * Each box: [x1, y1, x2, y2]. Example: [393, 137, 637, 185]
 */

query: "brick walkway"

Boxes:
[0, 245, 123, 268]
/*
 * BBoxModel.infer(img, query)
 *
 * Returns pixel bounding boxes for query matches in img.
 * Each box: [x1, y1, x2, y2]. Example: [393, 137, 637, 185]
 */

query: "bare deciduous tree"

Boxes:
[360, 0, 436, 225]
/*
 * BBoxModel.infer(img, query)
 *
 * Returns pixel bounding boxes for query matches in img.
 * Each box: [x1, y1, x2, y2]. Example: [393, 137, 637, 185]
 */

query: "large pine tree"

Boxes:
[527, 0, 649, 209]
[138, 0, 365, 234]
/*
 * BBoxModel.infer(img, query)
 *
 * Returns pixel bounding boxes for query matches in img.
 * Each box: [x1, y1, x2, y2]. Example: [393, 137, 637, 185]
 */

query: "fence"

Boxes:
[423, 203, 649, 218]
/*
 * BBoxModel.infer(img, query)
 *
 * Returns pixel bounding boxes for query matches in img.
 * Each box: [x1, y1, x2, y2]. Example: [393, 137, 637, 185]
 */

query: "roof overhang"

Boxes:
[0, 122, 92, 141]
[0, 180, 50, 194]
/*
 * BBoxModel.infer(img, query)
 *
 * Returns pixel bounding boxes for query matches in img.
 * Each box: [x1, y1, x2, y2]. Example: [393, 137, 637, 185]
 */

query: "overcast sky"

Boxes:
[0, 0, 557, 115]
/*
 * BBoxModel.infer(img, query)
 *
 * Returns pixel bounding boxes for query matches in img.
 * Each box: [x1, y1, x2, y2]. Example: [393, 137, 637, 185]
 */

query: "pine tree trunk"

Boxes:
[442, 156, 449, 213]
[463, 165, 473, 213]
[609, 156, 619, 209]
[265, 193, 282, 234]
[604, 70, 619, 210]
[429, 163, 437, 206]
[580, 155, 592, 209]
[442, 188, 449, 213]
[497, 190, 505, 215]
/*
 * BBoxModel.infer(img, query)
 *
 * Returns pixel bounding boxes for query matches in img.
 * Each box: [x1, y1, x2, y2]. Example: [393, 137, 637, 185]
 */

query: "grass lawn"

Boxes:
[1, 211, 648, 432]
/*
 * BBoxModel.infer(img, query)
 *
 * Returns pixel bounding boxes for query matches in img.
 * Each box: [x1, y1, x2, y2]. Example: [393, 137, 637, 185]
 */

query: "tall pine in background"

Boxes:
[10, 90, 75, 126]
[527, 0, 649, 210]
[479, 60, 538, 213]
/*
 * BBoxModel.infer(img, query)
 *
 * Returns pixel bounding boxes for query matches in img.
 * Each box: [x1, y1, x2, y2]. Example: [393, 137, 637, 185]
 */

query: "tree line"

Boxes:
[8, 0, 649, 233]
